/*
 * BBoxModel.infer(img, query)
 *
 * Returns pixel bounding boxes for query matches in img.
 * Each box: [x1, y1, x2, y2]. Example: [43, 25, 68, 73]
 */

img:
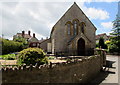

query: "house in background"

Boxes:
[96, 33, 111, 43]
[28, 33, 40, 47]
[39, 38, 51, 53]
[13, 31, 31, 41]
[13, 31, 40, 48]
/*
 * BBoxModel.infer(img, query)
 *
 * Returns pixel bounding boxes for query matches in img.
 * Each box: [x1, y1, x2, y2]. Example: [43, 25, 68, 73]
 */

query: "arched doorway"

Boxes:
[77, 38, 85, 56]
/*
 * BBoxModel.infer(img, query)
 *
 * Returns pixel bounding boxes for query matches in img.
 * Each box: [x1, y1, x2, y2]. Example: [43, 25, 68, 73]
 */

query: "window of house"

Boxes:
[37, 43, 40, 46]
[33, 43, 36, 46]
[73, 21, 77, 35]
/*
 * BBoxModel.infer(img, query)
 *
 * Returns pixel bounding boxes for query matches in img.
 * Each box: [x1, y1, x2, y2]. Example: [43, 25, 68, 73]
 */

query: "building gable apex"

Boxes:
[50, 2, 97, 37]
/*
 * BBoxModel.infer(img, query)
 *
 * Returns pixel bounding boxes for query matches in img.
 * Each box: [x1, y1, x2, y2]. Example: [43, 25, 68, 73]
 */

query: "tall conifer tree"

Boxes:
[110, 1, 120, 53]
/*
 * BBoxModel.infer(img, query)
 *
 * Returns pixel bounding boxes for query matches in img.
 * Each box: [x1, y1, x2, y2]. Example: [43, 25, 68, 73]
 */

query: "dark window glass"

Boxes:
[67, 24, 71, 35]
[73, 21, 77, 35]
[81, 23, 84, 33]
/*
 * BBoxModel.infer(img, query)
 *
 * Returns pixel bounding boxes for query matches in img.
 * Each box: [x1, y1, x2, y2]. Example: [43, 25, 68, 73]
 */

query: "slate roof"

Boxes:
[39, 39, 49, 43]
[16, 33, 31, 39]
[28, 37, 39, 42]
[96, 33, 111, 40]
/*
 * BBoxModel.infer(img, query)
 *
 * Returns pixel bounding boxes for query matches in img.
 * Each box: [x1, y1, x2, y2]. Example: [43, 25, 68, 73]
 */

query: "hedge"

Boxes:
[1, 38, 23, 54]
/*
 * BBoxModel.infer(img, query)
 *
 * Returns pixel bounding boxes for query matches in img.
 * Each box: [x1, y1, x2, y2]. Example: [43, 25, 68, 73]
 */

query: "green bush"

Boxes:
[109, 44, 118, 53]
[48, 56, 56, 60]
[1, 38, 23, 54]
[109, 37, 120, 53]
[0, 54, 16, 60]
[13, 36, 28, 49]
[17, 48, 48, 66]
[96, 43, 99, 48]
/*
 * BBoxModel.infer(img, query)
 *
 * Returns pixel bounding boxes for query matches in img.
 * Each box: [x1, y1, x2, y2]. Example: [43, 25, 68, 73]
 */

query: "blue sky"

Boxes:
[0, 0, 119, 40]
[85, 2, 118, 34]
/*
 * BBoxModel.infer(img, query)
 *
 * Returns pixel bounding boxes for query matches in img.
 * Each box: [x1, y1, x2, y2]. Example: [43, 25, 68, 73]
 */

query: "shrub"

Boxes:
[105, 40, 111, 45]
[17, 48, 48, 66]
[48, 56, 56, 60]
[1, 38, 23, 54]
[0, 54, 16, 60]
[96, 43, 99, 48]
[13, 36, 28, 49]
[109, 44, 118, 53]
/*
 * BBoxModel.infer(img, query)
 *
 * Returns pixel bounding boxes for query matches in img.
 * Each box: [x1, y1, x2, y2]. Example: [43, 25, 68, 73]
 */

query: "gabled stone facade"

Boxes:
[48, 2, 96, 56]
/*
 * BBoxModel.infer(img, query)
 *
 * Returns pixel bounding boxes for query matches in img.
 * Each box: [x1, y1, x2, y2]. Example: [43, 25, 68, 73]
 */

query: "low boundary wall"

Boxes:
[2, 55, 101, 83]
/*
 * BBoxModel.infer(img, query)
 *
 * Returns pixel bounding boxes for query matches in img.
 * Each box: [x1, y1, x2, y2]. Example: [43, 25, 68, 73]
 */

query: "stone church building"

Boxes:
[41, 2, 97, 56]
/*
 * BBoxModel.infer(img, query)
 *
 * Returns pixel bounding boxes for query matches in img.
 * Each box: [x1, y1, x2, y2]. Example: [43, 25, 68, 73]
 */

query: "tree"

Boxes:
[98, 37, 108, 49]
[108, 2, 120, 54]
[110, 27, 120, 53]
[99, 37, 104, 48]
[13, 36, 28, 49]
[1, 38, 23, 54]
[110, 14, 120, 53]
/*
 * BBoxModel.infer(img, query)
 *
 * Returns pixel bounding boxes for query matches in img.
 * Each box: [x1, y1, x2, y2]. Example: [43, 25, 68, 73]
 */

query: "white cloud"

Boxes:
[77, 2, 110, 20]
[106, 31, 112, 35]
[1, 2, 72, 38]
[101, 22, 113, 29]
[1, 1, 112, 40]
[28, 29, 46, 39]
[85, 7, 109, 20]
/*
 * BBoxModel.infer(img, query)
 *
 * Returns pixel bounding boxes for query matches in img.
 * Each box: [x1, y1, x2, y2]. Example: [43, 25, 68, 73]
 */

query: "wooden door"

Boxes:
[77, 38, 85, 56]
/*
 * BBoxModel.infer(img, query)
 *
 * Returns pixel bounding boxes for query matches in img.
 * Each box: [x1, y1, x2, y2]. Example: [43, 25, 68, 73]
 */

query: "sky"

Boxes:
[0, 0, 119, 40]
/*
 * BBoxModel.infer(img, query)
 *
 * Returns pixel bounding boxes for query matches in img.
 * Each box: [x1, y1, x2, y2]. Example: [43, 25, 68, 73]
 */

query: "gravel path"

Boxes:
[0, 60, 17, 65]
[0, 59, 67, 65]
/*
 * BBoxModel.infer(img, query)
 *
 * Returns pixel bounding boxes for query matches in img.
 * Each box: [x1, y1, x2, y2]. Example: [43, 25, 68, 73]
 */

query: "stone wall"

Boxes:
[2, 55, 102, 84]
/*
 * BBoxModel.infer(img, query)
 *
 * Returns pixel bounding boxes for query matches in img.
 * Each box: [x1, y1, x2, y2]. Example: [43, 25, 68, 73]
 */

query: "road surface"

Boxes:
[91, 55, 120, 84]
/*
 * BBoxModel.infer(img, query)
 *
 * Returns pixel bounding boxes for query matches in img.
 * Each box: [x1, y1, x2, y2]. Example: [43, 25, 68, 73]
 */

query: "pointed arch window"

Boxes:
[66, 21, 72, 35]
[73, 20, 77, 35]
[81, 22, 86, 33]
[81, 23, 84, 33]
[67, 24, 71, 35]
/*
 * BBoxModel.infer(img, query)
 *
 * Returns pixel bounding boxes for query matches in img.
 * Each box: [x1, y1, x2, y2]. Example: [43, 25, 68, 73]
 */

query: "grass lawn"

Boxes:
[0, 54, 16, 60]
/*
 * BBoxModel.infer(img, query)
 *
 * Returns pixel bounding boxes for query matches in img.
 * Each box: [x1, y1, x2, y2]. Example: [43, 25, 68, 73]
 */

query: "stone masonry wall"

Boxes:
[2, 55, 101, 83]
[50, 3, 96, 54]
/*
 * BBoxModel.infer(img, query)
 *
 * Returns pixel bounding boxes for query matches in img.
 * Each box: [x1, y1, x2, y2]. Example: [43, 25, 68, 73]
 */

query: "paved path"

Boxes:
[91, 55, 119, 84]
[49, 59, 66, 63]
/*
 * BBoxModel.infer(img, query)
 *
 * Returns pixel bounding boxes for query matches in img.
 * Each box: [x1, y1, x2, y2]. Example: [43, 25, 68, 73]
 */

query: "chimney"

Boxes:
[22, 31, 25, 37]
[33, 33, 35, 38]
[28, 31, 30, 36]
